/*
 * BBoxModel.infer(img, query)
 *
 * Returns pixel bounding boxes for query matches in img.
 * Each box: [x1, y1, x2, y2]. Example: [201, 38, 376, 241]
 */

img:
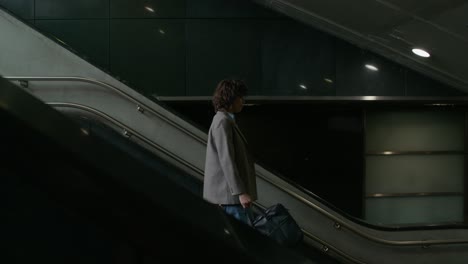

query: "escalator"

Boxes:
[2, 5, 468, 264]
[35, 87, 468, 264]
[59, 92, 340, 264]
[1, 76, 324, 263]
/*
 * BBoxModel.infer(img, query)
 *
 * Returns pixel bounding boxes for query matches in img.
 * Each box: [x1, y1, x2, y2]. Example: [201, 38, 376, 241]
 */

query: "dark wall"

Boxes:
[242, 104, 364, 217]
[0, 0, 464, 97]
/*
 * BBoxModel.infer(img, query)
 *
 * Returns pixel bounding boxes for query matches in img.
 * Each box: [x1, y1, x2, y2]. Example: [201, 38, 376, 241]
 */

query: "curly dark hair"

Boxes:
[212, 79, 248, 112]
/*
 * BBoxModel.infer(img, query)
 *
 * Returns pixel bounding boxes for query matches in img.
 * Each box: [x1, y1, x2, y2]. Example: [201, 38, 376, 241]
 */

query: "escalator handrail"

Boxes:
[6, 76, 468, 247]
[5, 76, 207, 145]
[47, 102, 204, 179]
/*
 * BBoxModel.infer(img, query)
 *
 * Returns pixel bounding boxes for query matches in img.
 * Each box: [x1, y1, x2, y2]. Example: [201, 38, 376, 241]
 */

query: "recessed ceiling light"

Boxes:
[365, 64, 379, 71]
[145, 6, 155, 12]
[299, 84, 307, 89]
[412, 48, 430, 58]
[80, 128, 90, 136]
[430, 103, 454, 106]
[324, 78, 334, 84]
[54, 37, 67, 45]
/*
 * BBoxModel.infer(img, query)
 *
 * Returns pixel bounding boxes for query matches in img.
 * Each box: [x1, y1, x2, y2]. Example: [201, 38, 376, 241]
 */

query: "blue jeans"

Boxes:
[222, 205, 255, 227]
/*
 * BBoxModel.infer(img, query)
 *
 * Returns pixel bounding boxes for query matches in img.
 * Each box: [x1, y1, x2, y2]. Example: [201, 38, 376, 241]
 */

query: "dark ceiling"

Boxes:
[253, 0, 468, 93]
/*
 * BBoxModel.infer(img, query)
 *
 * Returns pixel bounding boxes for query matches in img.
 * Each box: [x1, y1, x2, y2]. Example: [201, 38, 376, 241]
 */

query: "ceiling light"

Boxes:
[412, 48, 430, 58]
[299, 84, 307, 89]
[159, 29, 165, 34]
[324, 78, 334, 84]
[80, 128, 90, 136]
[430, 103, 454, 106]
[145, 6, 155, 12]
[56, 38, 67, 45]
[365, 64, 379, 71]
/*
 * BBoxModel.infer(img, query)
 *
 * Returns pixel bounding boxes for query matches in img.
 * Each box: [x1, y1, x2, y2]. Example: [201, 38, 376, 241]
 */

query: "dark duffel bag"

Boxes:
[252, 203, 303, 247]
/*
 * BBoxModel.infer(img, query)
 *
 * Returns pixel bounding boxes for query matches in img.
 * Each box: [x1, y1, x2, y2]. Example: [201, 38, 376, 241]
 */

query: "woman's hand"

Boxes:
[239, 193, 252, 208]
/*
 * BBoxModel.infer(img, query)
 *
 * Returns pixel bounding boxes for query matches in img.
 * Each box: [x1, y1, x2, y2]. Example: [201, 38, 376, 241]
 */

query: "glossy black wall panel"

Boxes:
[35, 0, 109, 19]
[35, 20, 110, 69]
[0, 0, 33, 19]
[3, 0, 463, 97]
[187, 0, 278, 18]
[262, 20, 336, 95]
[336, 41, 406, 96]
[110, 19, 185, 96]
[186, 19, 262, 95]
[406, 69, 466, 96]
[240, 105, 364, 217]
[110, 0, 186, 18]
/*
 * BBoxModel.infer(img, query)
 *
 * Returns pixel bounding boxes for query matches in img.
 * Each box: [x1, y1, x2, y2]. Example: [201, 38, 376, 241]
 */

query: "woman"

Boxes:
[203, 79, 257, 226]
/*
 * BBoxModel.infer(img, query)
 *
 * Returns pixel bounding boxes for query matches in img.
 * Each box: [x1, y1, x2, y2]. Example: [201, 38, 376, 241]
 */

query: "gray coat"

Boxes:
[203, 111, 257, 204]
